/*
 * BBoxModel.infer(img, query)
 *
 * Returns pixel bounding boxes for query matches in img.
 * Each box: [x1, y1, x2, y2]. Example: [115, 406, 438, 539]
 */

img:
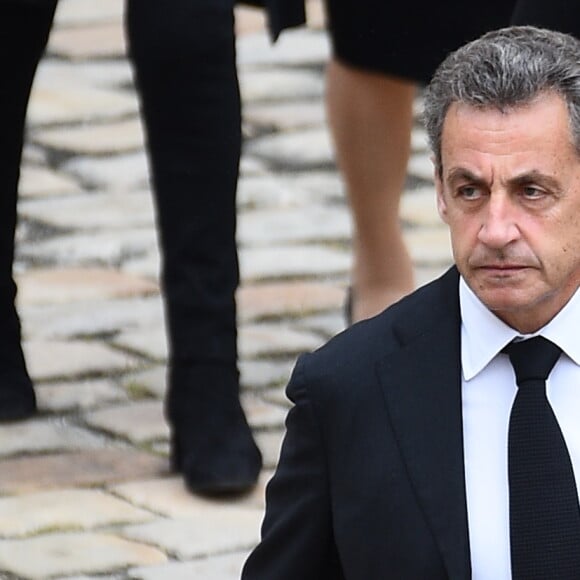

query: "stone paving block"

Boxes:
[239, 206, 351, 245]
[28, 83, 138, 126]
[404, 227, 454, 265]
[407, 151, 436, 182]
[246, 127, 334, 168]
[0, 532, 166, 579]
[23, 339, 141, 381]
[237, 281, 344, 321]
[54, 0, 123, 26]
[411, 127, 429, 153]
[84, 400, 168, 444]
[130, 551, 250, 580]
[148, 441, 170, 458]
[297, 310, 346, 340]
[237, 174, 306, 209]
[255, 430, 285, 469]
[123, 250, 163, 279]
[400, 186, 440, 227]
[83, 393, 283, 445]
[19, 165, 80, 198]
[243, 393, 287, 430]
[112, 473, 271, 517]
[48, 21, 126, 60]
[20, 295, 165, 340]
[35, 59, 134, 91]
[113, 329, 168, 362]
[122, 508, 262, 559]
[290, 170, 345, 198]
[0, 489, 155, 538]
[123, 366, 166, 399]
[54, 576, 125, 580]
[415, 265, 452, 289]
[18, 228, 159, 269]
[242, 240, 350, 282]
[0, 448, 167, 494]
[20, 191, 155, 230]
[239, 324, 323, 358]
[16, 268, 158, 306]
[36, 379, 127, 413]
[262, 387, 292, 409]
[237, 171, 343, 209]
[23, 143, 48, 165]
[239, 155, 268, 176]
[32, 118, 145, 155]
[63, 153, 150, 191]
[239, 359, 294, 390]
[237, 29, 330, 67]
[125, 360, 291, 397]
[0, 418, 104, 458]
[244, 100, 326, 131]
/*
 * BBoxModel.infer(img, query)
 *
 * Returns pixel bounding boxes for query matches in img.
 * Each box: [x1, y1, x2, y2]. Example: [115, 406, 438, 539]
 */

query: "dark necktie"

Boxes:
[504, 336, 580, 579]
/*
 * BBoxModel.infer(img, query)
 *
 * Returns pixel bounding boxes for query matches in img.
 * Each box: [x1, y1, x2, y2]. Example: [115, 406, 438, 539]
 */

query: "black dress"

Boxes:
[324, 0, 517, 83]
[267, 0, 580, 84]
[511, 0, 580, 37]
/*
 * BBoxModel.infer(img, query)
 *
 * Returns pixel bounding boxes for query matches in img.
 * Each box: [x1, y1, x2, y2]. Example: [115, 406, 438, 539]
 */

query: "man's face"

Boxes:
[435, 93, 580, 333]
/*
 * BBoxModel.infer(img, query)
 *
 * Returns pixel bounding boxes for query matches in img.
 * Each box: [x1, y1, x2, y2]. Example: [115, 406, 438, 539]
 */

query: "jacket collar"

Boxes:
[376, 267, 471, 580]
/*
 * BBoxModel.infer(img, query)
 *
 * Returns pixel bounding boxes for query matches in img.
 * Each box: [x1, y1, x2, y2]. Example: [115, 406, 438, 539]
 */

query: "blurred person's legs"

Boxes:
[323, 0, 516, 323]
[126, 0, 262, 494]
[326, 61, 415, 322]
[0, 0, 58, 421]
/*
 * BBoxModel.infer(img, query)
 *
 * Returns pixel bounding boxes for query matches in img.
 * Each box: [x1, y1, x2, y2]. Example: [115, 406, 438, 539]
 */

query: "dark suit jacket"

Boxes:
[242, 267, 473, 579]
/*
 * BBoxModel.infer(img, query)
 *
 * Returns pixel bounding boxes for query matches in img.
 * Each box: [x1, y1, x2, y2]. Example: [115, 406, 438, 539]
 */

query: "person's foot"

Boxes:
[167, 364, 262, 495]
[0, 371, 36, 422]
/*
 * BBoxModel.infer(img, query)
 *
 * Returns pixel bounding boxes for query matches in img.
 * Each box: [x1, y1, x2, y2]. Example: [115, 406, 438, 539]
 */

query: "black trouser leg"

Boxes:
[126, 0, 261, 492]
[0, 0, 58, 419]
[126, 0, 240, 371]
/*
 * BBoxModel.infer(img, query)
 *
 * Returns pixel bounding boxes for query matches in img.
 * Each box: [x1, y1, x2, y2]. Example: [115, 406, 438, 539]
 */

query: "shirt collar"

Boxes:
[459, 277, 580, 380]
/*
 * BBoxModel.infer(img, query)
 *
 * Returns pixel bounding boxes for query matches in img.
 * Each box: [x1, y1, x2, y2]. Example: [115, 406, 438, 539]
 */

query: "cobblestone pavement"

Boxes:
[0, 1, 453, 578]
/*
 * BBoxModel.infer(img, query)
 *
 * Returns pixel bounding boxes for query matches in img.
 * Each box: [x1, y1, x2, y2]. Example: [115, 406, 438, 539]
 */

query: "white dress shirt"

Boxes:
[460, 277, 580, 579]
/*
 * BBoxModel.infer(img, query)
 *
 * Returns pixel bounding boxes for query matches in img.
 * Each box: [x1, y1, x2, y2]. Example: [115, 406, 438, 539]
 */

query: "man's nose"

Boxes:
[477, 194, 520, 248]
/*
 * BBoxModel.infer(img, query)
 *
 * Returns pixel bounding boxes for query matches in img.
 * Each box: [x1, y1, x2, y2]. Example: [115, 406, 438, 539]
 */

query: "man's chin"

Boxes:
[469, 283, 536, 317]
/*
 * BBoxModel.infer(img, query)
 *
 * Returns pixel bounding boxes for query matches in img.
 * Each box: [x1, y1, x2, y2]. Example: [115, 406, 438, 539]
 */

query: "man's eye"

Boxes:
[522, 186, 544, 199]
[458, 186, 481, 199]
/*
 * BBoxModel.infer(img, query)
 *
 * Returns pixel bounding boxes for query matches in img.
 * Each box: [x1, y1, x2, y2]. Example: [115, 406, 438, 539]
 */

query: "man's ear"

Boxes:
[434, 163, 448, 224]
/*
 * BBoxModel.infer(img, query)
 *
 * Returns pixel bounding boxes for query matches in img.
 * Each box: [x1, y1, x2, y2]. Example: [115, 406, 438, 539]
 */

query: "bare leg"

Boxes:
[326, 59, 416, 322]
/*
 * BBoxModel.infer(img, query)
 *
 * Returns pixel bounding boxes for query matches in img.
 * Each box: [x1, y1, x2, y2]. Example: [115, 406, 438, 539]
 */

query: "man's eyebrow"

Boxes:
[508, 170, 561, 192]
[445, 168, 485, 184]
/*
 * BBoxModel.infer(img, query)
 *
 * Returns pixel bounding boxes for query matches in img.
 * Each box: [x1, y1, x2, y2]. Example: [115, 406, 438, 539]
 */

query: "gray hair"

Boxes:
[423, 26, 580, 174]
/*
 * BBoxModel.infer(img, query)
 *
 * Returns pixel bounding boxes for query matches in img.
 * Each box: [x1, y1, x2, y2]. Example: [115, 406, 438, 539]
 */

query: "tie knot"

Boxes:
[503, 336, 562, 385]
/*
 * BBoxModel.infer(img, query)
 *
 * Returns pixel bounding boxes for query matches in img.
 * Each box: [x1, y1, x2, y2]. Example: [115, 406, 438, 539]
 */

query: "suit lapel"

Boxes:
[376, 268, 471, 579]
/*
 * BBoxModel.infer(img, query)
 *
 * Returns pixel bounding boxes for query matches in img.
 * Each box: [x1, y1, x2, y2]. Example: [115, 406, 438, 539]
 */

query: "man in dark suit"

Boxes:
[242, 26, 580, 578]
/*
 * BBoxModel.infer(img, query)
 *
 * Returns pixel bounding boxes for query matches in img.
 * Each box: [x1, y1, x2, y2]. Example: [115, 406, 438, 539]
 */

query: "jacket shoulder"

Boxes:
[313, 268, 458, 363]
[291, 267, 459, 399]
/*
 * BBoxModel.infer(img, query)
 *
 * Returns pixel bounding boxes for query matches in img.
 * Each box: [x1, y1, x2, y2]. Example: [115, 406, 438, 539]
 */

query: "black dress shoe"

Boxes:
[167, 364, 262, 495]
[0, 371, 36, 422]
